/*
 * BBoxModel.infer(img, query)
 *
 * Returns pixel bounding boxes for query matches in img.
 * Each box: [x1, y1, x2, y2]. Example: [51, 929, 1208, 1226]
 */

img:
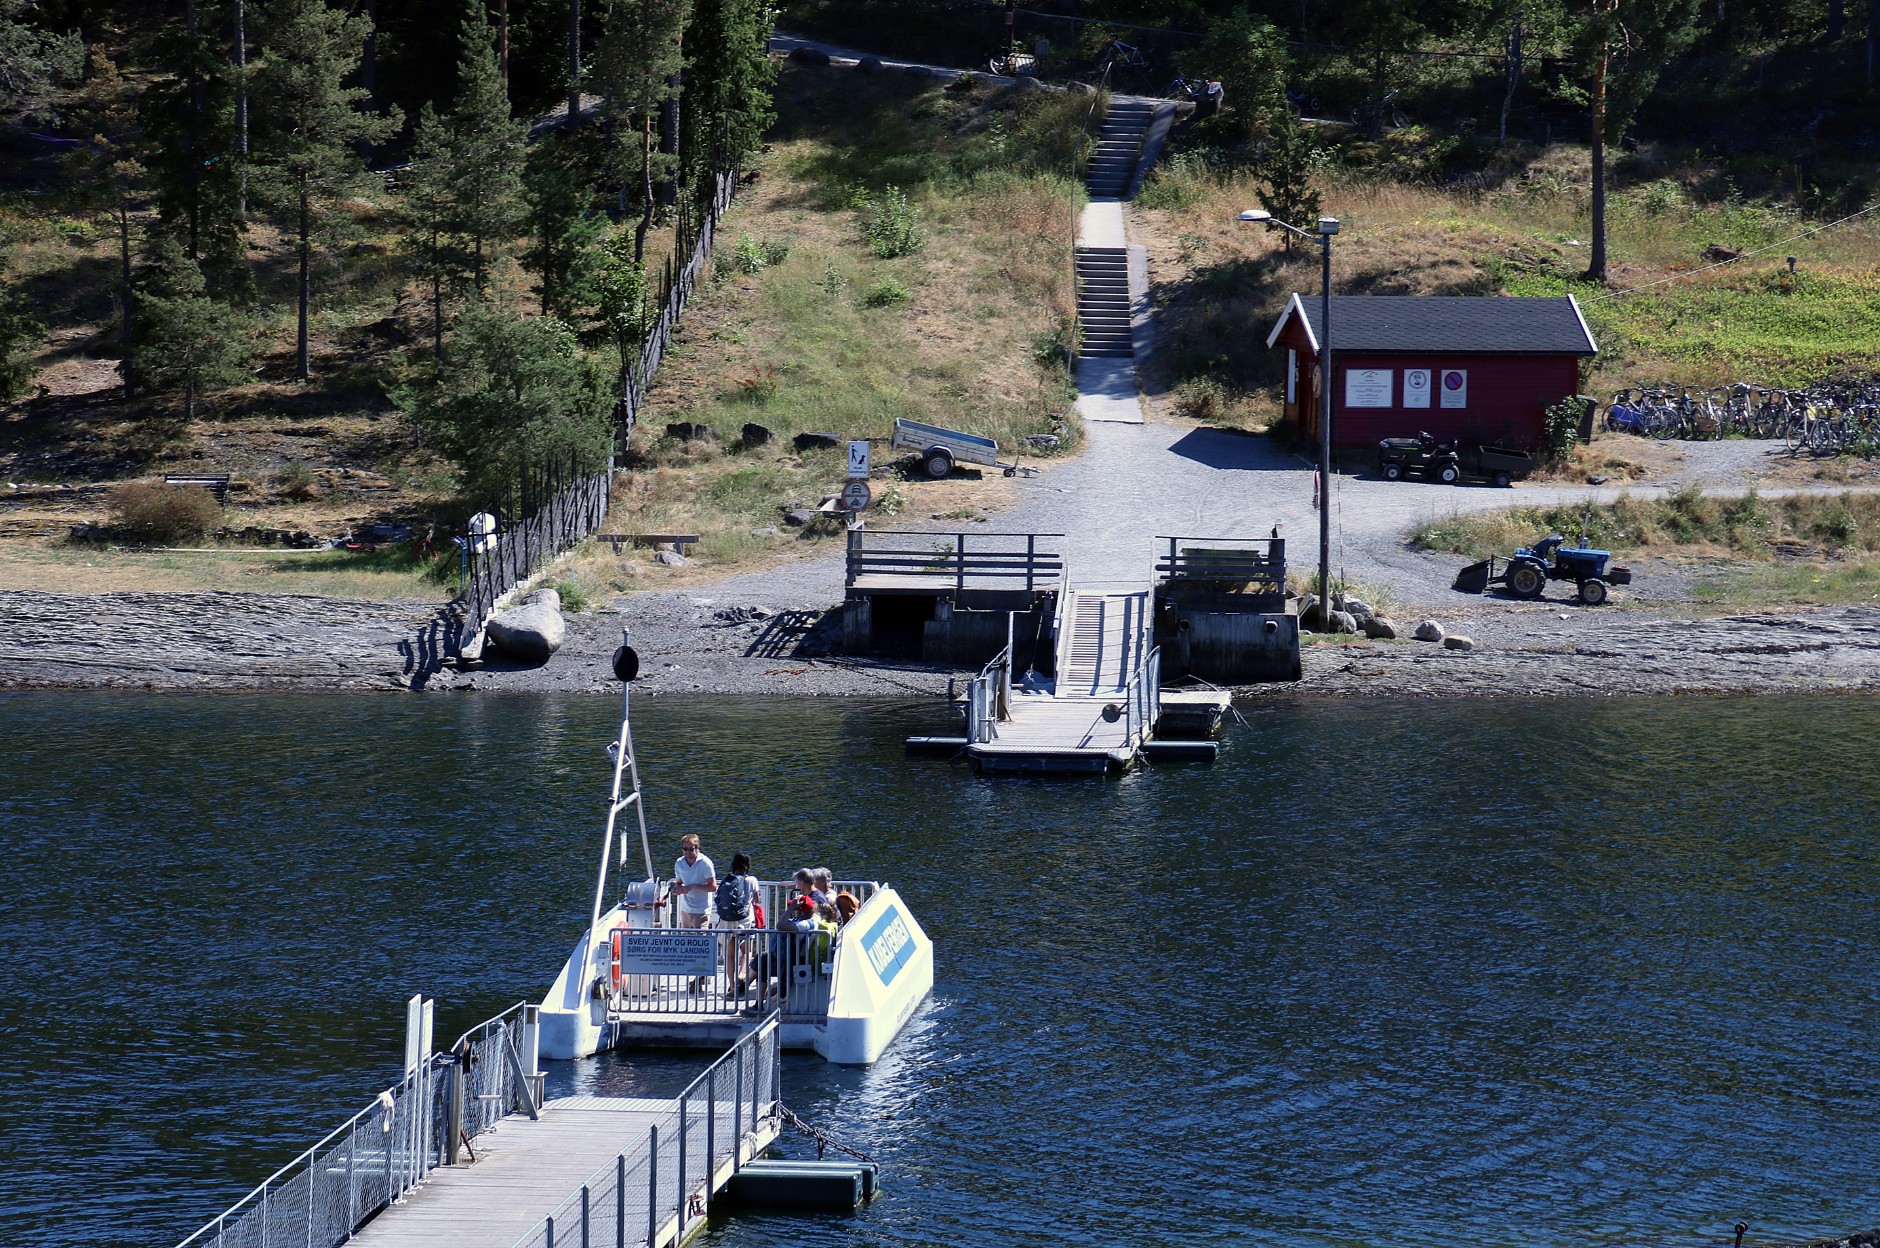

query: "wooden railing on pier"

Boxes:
[1155, 535, 1287, 594]
[845, 530, 1065, 594]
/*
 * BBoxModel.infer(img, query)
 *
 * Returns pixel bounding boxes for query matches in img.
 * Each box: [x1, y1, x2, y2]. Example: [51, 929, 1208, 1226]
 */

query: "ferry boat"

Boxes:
[538, 634, 933, 1066]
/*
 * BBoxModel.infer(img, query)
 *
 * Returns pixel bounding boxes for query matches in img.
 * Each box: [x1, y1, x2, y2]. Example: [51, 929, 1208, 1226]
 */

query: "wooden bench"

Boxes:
[598, 533, 700, 554]
[164, 473, 231, 504]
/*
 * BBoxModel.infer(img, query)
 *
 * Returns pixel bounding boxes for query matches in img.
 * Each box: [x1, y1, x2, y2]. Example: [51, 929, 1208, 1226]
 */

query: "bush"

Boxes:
[109, 482, 223, 545]
[274, 461, 319, 501]
[851, 185, 925, 258]
[862, 279, 910, 307]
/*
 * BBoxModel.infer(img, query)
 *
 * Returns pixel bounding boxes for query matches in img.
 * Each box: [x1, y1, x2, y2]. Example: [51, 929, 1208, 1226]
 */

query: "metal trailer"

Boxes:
[891, 417, 1033, 479]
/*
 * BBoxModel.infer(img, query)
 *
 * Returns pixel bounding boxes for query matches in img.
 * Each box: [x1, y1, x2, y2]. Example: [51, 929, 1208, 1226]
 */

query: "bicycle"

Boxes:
[1092, 39, 1147, 76]
[1351, 89, 1408, 135]
[986, 48, 1037, 76]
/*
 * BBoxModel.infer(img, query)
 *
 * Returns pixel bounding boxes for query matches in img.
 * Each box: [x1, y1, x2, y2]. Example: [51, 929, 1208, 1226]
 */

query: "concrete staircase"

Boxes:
[1074, 246, 1132, 358]
[1085, 97, 1154, 198]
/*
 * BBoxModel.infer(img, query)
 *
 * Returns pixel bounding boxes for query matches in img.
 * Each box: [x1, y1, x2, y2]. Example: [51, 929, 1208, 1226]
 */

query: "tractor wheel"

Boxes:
[1508, 563, 1546, 599]
[923, 449, 954, 479]
[1579, 578, 1609, 606]
[1436, 462, 1461, 484]
[1383, 462, 1403, 481]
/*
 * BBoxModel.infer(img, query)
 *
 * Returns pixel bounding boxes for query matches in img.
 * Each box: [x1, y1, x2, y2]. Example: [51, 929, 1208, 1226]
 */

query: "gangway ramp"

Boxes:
[966, 584, 1159, 772]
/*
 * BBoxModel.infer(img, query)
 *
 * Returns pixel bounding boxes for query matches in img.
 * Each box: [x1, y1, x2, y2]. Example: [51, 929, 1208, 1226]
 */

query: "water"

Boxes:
[2, 690, 1877, 1248]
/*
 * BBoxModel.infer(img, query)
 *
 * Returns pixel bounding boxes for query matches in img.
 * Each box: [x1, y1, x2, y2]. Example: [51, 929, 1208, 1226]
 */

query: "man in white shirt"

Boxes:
[673, 835, 716, 930]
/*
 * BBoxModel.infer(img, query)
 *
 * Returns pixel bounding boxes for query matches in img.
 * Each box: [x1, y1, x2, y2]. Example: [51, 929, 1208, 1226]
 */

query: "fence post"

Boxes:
[545, 1215, 555, 1248]
[581, 1184, 591, 1248]
[346, 1127, 356, 1234]
[733, 1044, 744, 1173]
[307, 1150, 316, 1248]
[676, 1100, 688, 1240]
[646, 1125, 658, 1247]
[615, 1154, 626, 1248]
[706, 1067, 716, 1196]
[260, 1182, 270, 1248]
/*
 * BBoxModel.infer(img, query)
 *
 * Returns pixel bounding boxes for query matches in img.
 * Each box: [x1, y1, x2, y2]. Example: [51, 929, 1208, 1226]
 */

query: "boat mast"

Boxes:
[591, 630, 656, 929]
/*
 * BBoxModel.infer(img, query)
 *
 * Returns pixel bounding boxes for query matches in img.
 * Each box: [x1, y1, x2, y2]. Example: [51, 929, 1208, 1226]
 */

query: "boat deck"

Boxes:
[968, 690, 1135, 771]
[348, 1095, 776, 1248]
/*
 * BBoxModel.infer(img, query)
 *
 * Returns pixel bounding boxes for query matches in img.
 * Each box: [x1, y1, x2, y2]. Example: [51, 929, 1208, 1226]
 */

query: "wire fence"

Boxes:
[457, 469, 611, 654]
[511, 1016, 782, 1248]
[176, 1003, 541, 1248]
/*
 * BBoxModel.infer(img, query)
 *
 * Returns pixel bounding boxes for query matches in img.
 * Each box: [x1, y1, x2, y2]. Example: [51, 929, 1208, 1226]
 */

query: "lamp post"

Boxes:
[1240, 208, 1340, 624]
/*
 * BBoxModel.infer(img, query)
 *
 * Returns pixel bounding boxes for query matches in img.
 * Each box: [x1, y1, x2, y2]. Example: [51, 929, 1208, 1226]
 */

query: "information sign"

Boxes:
[1440, 369, 1468, 408]
[848, 440, 871, 478]
[615, 930, 716, 977]
[1403, 368, 1431, 408]
[1345, 368, 1394, 408]
[840, 480, 873, 512]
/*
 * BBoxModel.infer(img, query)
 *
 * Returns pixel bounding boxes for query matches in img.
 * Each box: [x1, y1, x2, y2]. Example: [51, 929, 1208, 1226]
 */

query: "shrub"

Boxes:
[109, 482, 223, 545]
[851, 185, 925, 258]
[862, 279, 910, 307]
[274, 461, 319, 501]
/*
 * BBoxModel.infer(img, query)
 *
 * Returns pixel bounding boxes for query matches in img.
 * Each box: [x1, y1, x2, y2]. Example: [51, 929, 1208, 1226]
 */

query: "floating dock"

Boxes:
[177, 1008, 784, 1248]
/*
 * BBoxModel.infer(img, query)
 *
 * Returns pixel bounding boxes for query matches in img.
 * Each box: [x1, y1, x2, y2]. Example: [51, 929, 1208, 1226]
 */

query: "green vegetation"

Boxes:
[1411, 486, 1880, 605]
[107, 481, 226, 544]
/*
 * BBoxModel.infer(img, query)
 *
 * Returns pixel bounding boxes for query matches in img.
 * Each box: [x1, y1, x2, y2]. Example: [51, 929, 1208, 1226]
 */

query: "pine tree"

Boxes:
[60, 48, 146, 396]
[679, 0, 772, 182]
[522, 137, 604, 321]
[142, 0, 253, 302]
[401, 104, 469, 362]
[1177, 9, 1289, 145]
[593, 0, 689, 263]
[250, 0, 400, 381]
[136, 229, 251, 424]
[447, 2, 529, 293]
[1254, 110, 1322, 251]
[395, 303, 611, 505]
[0, 0, 83, 117]
[0, 271, 41, 401]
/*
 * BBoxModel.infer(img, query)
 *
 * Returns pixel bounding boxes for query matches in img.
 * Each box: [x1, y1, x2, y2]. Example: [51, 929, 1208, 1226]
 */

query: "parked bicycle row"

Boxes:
[1606, 382, 1880, 453]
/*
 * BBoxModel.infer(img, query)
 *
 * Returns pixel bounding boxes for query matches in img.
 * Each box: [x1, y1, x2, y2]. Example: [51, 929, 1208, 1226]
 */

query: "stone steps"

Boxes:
[1075, 246, 1132, 358]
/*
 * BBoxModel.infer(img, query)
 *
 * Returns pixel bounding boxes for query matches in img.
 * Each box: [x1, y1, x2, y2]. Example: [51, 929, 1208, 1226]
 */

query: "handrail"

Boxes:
[175, 999, 538, 1248]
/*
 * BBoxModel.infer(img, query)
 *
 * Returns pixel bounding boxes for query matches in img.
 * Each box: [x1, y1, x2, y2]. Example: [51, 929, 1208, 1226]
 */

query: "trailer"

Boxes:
[891, 418, 1033, 479]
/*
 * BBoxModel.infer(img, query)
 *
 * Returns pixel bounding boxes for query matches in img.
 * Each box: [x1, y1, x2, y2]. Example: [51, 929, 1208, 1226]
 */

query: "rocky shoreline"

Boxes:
[5, 587, 1880, 701]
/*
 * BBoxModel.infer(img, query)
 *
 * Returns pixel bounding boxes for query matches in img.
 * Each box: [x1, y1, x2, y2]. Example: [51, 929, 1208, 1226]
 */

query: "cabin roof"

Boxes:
[1265, 294, 1599, 356]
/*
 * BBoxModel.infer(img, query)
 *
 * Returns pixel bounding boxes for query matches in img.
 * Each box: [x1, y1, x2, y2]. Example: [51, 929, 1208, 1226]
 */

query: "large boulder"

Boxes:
[1328, 609, 1358, 635]
[1361, 615, 1398, 640]
[741, 422, 773, 448]
[1341, 596, 1376, 623]
[1443, 634, 1475, 652]
[486, 592, 565, 662]
[1413, 619, 1446, 643]
[793, 431, 841, 452]
[788, 45, 831, 66]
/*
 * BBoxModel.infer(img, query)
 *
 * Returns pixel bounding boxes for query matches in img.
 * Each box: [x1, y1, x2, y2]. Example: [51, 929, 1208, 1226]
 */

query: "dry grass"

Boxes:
[0, 538, 455, 598]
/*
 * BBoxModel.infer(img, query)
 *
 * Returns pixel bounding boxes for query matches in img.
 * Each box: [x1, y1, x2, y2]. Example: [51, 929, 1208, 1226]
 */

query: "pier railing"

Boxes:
[845, 529, 1064, 592]
[963, 645, 1012, 743]
[175, 1001, 541, 1248]
[1154, 535, 1287, 594]
[511, 1014, 782, 1248]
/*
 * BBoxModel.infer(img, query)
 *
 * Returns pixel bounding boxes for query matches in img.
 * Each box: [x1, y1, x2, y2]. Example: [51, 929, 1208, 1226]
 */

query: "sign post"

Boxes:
[843, 441, 872, 530]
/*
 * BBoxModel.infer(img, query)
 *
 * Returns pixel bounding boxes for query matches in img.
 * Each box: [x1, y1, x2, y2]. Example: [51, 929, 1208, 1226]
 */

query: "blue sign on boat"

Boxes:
[861, 906, 914, 986]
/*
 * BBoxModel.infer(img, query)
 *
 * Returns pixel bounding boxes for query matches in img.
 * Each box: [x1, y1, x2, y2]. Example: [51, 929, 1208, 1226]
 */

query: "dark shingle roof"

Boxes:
[1270, 295, 1598, 356]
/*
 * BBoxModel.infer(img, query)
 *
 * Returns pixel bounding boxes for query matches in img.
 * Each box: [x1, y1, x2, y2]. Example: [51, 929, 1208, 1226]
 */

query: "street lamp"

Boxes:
[1240, 208, 1340, 626]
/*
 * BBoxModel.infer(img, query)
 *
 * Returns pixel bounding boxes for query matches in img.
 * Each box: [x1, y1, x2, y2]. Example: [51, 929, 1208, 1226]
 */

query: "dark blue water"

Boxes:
[1, 690, 1876, 1248]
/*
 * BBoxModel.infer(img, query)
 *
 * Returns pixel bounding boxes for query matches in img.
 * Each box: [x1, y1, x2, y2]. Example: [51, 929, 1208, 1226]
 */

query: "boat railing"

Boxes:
[174, 1000, 541, 1248]
[509, 1014, 781, 1248]
[1077, 644, 1160, 749]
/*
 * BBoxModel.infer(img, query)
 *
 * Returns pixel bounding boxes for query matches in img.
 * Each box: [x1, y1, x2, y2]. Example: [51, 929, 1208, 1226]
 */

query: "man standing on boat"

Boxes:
[673, 835, 717, 930]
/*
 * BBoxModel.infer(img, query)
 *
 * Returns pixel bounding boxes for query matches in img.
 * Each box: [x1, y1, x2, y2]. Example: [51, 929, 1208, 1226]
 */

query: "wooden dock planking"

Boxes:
[348, 1095, 776, 1248]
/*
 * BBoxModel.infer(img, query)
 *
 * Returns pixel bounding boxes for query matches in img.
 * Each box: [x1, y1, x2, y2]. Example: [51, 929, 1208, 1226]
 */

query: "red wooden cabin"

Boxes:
[1265, 295, 1598, 450]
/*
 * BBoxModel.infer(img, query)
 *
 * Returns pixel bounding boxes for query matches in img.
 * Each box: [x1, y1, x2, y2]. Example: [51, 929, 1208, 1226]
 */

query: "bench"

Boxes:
[164, 473, 231, 504]
[598, 533, 700, 554]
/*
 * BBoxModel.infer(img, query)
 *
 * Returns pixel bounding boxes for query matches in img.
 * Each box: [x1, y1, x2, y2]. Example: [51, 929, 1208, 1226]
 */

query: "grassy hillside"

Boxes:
[1135, 133, 1880, 428]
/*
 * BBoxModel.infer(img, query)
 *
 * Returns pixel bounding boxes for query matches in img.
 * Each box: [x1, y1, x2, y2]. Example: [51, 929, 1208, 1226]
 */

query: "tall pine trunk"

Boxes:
[1586, 40, 1609, 283]
[1499, 19, 1522, 143]
[296, 177, 312, 380]
[635, 114, 653, 263]
[657, 71, 680, 207]
[234, 0, 248, 219]
[117, 200, 135, 398]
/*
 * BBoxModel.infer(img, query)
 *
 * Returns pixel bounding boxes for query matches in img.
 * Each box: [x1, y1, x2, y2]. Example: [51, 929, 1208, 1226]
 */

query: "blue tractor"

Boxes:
[1455, 534, 1632, 604]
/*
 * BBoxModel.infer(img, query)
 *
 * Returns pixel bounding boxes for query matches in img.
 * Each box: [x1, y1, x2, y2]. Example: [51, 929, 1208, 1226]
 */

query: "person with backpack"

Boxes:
[714, 852, 761, 996]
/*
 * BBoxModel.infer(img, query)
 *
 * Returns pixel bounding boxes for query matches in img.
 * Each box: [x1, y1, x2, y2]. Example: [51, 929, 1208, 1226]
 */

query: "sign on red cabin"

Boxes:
[1266, 295, 1598, 451]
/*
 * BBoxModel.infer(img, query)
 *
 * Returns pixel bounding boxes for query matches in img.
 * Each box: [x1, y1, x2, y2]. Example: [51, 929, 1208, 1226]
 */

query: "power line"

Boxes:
[1581, 201, 1880, 304]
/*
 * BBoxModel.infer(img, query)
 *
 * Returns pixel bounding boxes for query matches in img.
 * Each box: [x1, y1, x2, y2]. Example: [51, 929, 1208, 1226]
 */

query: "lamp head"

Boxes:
[1238, 209, 1272, 223]
[1317, 217, 1341, 235]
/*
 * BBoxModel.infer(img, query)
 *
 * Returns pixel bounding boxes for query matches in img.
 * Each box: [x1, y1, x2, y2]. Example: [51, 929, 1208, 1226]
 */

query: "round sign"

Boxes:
[840, 480, 873, 512]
